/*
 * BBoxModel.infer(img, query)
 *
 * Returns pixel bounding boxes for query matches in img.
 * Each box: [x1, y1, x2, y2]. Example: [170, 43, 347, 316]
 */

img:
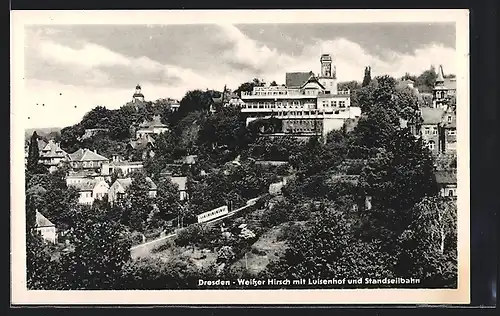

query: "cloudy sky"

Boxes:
[22, 22, 456, 128]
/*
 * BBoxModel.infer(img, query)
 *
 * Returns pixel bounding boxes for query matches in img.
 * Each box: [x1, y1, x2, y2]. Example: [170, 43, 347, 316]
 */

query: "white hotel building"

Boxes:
[240, 54, 361, 136]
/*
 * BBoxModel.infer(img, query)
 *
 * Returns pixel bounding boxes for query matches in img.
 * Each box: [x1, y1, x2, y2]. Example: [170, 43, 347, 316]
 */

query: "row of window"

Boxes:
[321, 100, 346, 108]
[243, 100, 313, 109]
[423, 127, 456, 136]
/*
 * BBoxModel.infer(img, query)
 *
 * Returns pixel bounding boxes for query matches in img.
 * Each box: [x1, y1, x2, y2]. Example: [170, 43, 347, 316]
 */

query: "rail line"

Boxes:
[129, 194, 266, 258]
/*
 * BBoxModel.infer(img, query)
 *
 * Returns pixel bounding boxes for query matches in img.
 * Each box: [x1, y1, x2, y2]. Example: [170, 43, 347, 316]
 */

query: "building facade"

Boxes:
[34, 211, 57, 244]
[68, 148, 109, 172]
[38, 140, 69, 173]
[101, 155, 144, 177]
[135, 115, 169, 139]
[69, 178, 110, 205]
[240, 54, 361, 137]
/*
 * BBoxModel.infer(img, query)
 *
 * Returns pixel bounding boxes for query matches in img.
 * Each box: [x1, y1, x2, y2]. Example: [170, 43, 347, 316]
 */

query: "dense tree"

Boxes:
[270, 80, 278, 86]
[362, 66, 372, 87]
[27, 132, 41, 172]
[234, 78, 265, 97]
[58, 217, 131, 290]
[121, 172, 155, 232]
[155, 177, 181, 223]
[396, 197, 457, 287]
[197, 106, 249, 164]
[170, 90, 212, 126]
[80, 106, 113, 129]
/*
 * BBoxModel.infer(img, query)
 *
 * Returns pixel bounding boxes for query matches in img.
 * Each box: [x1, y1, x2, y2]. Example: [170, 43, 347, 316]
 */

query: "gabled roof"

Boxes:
[114, 176, 157, 191]
[435, 170, 457, 185]
[37, 139, 48, 151]
[40, 140, 68, 158]
[69, 148, 109, 162]
[285, 71, 315, 88]
[139, 115, 168, 129]
[169, 176, 188, 191]
[69, 179, 99, 191]
[36, 211, 55, 228]
[421, 107, 445, 125]
[300, 76, 326, 90]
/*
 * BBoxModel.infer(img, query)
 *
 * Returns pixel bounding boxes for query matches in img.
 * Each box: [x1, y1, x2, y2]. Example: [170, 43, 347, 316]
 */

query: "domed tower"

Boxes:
[133, 84, 145, 103]
[318, 54, 337, 94]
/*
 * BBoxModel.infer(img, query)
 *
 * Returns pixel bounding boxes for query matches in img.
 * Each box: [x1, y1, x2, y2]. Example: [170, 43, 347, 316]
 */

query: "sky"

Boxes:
[22, 22, 456, 129]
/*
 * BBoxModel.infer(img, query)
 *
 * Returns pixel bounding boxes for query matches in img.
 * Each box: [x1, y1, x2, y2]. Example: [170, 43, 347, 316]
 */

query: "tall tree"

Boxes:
[122, 172, 155, 232]
[59, 217, 131, 290]
[27, 131, 41, 172]
[362, 66, 372, 87]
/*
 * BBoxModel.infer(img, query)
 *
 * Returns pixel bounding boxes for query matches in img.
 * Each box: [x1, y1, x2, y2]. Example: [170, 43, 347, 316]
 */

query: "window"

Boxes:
[447, 115, 452, 122]
[428, 140, 435, 151]
[425, 127, 430, 135]
[433, 127, 438, 135]
[448, 130, 456, 135]
[331, 101, 336, 107]
[339, 101, 346, 108]
[448, 189, 455, 197]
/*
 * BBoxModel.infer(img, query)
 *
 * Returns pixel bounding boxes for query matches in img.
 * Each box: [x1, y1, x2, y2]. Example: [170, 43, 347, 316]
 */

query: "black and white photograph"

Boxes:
[11, 10, 470, 305]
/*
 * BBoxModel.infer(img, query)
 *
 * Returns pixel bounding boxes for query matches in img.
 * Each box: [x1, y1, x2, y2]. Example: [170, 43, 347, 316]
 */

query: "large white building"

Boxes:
[240, 54, 361, 136]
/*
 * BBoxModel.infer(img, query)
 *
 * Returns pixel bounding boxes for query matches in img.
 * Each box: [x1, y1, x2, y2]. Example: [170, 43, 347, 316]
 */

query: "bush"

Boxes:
[128, 231, 144, 246]
[251, 247, 267, 256]
[174, 224, 222, 249]
[260, 200, 290, 228]
[277, 222, 305, 242]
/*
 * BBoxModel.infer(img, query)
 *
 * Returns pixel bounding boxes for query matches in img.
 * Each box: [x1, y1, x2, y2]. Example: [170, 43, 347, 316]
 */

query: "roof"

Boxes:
[421, 107, 445, 125]
[40, 140, 68, 158]
[285, 71, 315, 88]
[69, 148, 109, 162]
[436, 65, 445, 83]
[36, 211, 55, 228]
[110, 160, 144, 167]
[115, 176, 157, 191]
[435, 170, 457, 185]
[66, 170, 101, 178]
[169, 176, 187, 191]
[37, 139, 48, 151]
[69, 179, 99, 191]
[139, 115, 168, 129]
[300, 76, 326, 90]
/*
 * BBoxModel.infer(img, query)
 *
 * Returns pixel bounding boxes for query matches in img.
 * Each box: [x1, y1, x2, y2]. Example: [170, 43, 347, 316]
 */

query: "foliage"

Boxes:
[396, 197, 457, 287]
[27, 131, 41, 172]
[155, 177, 181, 222]
[58, 218, 131, 290]
[175, 223, 222, 249]
[121, 172, 156, 232]
[362, 66, 372, 87]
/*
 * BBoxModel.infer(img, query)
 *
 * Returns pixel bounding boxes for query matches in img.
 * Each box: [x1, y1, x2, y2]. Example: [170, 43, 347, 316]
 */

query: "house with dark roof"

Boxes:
[435, 170, 457, 198]
[68, 178, 110, 205]
[38, 140, 70, 172]
[69, 148, 109, 172]
[34, 211, 57, 243]
[135, 115, 169, 139]
[108, 177, 157, 204]
[101, 155, 144, 177]
[285, 71, 315, 88]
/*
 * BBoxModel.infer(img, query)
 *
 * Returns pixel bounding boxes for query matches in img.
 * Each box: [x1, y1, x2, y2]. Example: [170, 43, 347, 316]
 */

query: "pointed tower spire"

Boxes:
[436, 65, 445, 83]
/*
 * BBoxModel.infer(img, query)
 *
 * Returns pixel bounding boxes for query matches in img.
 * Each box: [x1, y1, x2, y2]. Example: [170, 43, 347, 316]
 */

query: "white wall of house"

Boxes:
[93, 180, 110, 201]
[108, 181, 126, 204]
[78, 191, 94, 205]
[35, 226, 57, 243]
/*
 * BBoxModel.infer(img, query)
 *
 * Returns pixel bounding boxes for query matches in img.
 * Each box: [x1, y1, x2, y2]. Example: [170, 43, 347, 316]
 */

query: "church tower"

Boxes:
[318, 54, 337, 94]
[133, 84, 145, 103]
[433, 65, 448, 110]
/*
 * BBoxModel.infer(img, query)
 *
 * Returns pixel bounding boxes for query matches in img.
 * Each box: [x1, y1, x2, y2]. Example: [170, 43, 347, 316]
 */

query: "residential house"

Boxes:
[34, 211, 57, 243]
[68, 148, 109, 172]
[108, 177, 158, 204]
[65, 170, 106, 186]
[435, 170, 457, 198]
[433, 65, 457, 110]
[127, 135, 155, 160]
[68, 178, 110, 205]
[169, 176, 189, 201]
[441, 109, 457, 153]
[101, 155, 144, 177]
[416, 107, 445, 155]
[38, 140, 70, 172]
[135, 115, 169, 139]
